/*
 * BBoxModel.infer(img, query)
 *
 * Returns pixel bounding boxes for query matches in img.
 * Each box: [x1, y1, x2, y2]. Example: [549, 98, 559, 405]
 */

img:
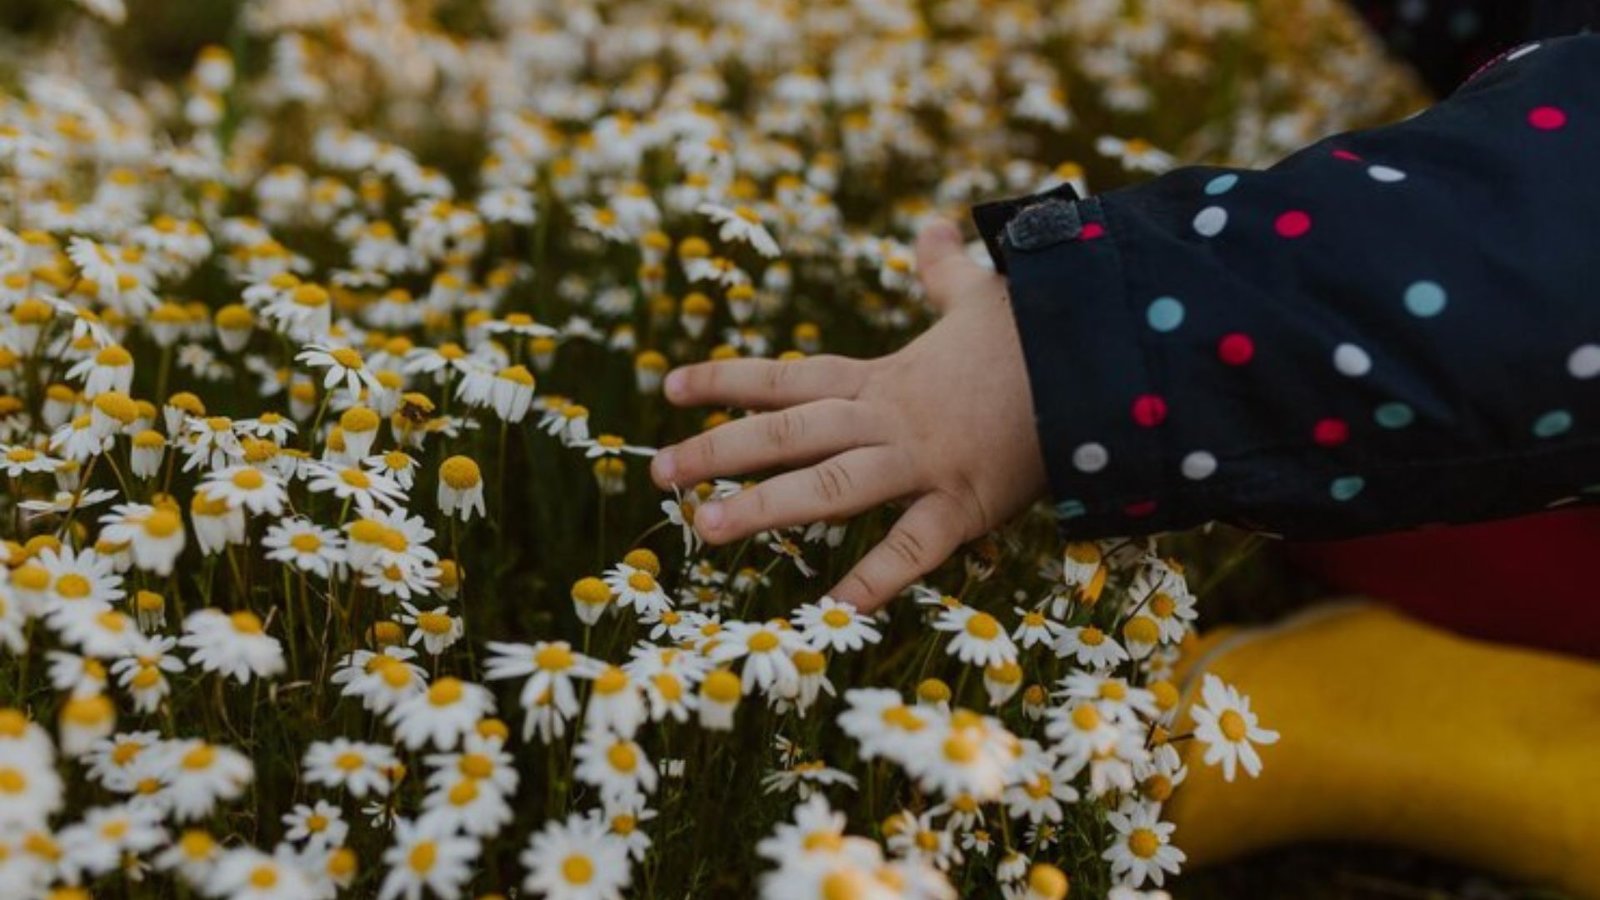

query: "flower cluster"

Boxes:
[0, 0, 1392, 895]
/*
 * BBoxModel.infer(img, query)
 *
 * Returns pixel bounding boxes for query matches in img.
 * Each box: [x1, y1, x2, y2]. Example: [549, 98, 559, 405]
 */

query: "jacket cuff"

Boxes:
[973, 188, 1171, 537]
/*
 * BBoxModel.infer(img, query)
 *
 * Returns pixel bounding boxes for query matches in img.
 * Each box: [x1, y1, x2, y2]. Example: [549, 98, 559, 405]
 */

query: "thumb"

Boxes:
[914, 217, 980, 314]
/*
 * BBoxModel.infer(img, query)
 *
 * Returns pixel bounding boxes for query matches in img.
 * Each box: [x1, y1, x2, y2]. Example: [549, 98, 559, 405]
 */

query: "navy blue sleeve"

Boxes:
[974, 34, 1600, 541]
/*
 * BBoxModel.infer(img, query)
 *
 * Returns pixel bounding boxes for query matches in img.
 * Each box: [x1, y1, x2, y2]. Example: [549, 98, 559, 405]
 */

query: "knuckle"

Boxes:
[843, 571, 878, 603]
[813, 460, 851, 504]
[763, 362, 790, 394]
[885, 526, 928, 569]
[693, 434, 718, 468]
[764, 410, 801, 449]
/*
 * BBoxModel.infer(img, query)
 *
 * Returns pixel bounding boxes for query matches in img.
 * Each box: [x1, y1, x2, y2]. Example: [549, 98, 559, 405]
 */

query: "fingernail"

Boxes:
[652, 448, 676, 483]
[697, 501, 723, 530]
[664, 370, 686, 401]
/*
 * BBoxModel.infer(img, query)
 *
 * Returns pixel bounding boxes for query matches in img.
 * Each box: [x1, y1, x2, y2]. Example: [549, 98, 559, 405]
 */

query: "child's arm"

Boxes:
[982, 34, 1600, 543]
[653, 35, 1600, 609]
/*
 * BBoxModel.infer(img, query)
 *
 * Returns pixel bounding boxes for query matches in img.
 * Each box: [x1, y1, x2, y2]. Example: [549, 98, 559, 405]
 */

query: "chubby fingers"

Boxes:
[651, 399, 876, 488]
[663, 354, 867, 410]
[829, 493, 966, 611]
[693, 446, 915, 545]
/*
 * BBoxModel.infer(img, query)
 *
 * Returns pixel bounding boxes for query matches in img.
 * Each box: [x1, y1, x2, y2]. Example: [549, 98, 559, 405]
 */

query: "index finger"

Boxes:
[663, 355, 868, 410]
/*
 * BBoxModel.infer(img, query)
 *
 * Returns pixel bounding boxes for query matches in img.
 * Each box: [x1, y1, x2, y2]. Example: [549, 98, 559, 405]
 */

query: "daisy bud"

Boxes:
[370, 621, 405, 647]
[621, 548, 660, 577]
[437, 456, 485, 522]
[698, 669, 740, 731]
[129, 430, 165, 478]
[1024, 682, 1049, 717]
[194, 45, 235, 92]
[592, 457, 626, 496]
[436, 560, 462, 600]
[570, 577, 613, 626]
[647, 293, 675, 327]
[1025, 863, 1069, 900]
[1141, 772, 1175, 803]
[916, 677, 951, 710]
[709, 344, 738, 361]
[326, 847, 358, 888]
[476, 718, 510, 743]
[633, 350, 668, 394]
[1149, 679, 1180, 717]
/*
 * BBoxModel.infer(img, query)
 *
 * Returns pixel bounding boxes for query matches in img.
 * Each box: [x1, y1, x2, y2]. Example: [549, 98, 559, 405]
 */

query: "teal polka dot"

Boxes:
[1374, 402, 1415, 429]
[1533, 410, 1573, 438]
[1146, 297, 1185, 332]
[1330, 476, 1366, 502]
[1404, 280, 1448, 318]
[1205, 174, 1239, 196]
[1055, 499, 1087, 519]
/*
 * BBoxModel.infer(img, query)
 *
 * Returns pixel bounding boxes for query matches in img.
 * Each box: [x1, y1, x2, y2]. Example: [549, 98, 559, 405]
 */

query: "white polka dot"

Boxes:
[1568, 344, 1600, 379]
[1333, 343, 1372, 377]
[1193, 206, 1228, 237]
[1367, 165, 1407, 183]
[1072, 443, 1109, 474]
[1181, 451, 1217, 481]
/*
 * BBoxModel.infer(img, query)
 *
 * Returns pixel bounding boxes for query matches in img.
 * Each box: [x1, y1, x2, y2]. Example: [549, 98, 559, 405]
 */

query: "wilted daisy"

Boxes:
[436, 456, 485, 521]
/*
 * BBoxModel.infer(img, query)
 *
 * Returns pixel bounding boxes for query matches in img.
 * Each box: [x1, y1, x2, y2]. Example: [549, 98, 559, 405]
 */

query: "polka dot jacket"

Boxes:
[972, 34, 1600, 541]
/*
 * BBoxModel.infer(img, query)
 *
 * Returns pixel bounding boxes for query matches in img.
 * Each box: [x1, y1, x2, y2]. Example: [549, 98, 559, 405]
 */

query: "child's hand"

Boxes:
[650, 218, 1048, 610]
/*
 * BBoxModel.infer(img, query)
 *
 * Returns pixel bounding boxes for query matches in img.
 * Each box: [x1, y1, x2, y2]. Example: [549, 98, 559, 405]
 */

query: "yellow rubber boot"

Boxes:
[1166, 603, 1600, 897]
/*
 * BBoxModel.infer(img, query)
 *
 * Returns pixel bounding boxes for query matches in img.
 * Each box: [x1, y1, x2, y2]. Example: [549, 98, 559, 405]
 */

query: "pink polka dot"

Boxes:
[1217, 333, 1255, 366]
[1078, 223, 1106, 241]
[1529, 106, 1567, 130]
[1275, 211, 1313, 239]
[1123, 500, 1158, 519]
[1131, 395, 1168, 428]
[1313, 418, 1350, 447]
[1332, 149, 1363, 162]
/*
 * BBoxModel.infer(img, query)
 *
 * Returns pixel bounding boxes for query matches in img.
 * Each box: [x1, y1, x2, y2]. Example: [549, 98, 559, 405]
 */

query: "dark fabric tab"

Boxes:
[1005, 198, 1082, 251]
[970, 182, 1080, 274]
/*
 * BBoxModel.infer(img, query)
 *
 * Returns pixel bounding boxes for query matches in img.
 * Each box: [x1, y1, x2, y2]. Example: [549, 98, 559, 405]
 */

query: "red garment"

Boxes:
[1287, 509, 1600, 658]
